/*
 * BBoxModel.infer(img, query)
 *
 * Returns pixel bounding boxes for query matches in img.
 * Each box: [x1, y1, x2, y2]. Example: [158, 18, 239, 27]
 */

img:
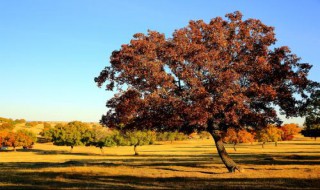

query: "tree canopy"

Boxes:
[96, 11, 315, 133]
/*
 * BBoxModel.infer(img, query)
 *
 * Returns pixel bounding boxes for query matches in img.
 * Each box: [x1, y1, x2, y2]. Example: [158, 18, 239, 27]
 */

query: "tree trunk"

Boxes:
[262, 142, 265, 148]
[100, 147, 104, 155]
[70, 146, 73, 153]
[209, 130, 242, 173]
[275, 141, 278, 147]
[13, 146, 16, 152]
[134, 145, 139, 155]
[233, 143, 237, 151]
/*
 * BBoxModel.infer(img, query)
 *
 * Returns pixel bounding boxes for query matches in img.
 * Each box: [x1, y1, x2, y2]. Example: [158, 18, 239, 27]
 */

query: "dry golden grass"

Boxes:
[0, 135, 319, 189]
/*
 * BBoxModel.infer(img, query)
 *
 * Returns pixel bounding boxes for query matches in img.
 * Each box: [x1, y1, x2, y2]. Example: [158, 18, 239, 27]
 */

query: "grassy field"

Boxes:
[0, 135, 319, 189]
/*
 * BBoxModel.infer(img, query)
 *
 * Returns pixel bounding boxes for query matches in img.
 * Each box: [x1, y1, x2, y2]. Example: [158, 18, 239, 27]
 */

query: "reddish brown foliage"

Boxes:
[96, 11, 315, 133]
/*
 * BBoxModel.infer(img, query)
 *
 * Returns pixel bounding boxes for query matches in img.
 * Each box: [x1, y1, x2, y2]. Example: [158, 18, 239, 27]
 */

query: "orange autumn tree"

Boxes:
[223, 128, 254, 151]
[256, 124, 283, 147]
[0, 131, 9, 148]
[4, 132, 18, 151]
[3, 130, 36, 151]
[281, 123, 301, 140]
[95, 11, 316, 172]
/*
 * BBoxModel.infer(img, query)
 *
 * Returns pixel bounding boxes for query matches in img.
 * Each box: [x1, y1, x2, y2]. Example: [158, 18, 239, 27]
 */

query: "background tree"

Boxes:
[222, 128, 238, 151]
[280, 123, 301, 141]
[4, 132, 18, 151]
[39, 123, 54, 142]
[302, 89, 320, 140]
[3, 130, 36, 151]
[0, 131, 9, 148]
[90, 125, 116, 154]
[223, 128, 254, 151]
[167, 132, 176, 144]
[125, 130, 155, 155]
[95, 11, 316, 172]
[16, 129, 37, 149]
[51, 121, 90, 152]
[237, 129, 255, 145]
[301, 126, 320, 140]
[256, 125, 282, 147]
[112, 130, 129, 146]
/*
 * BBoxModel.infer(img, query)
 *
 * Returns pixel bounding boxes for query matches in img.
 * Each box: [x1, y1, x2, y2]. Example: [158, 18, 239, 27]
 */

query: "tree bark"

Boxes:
[275, 141, 278, 147]
[233, 143, 237, 151]
[262, 142, 265, 148]
[70, 146, 73, 153]
[134, 145, 139, 155]
[209, 130, 242, 172]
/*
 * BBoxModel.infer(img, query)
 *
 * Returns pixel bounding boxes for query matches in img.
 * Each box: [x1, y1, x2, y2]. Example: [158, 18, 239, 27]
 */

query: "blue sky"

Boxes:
[0, 1, 319, 124]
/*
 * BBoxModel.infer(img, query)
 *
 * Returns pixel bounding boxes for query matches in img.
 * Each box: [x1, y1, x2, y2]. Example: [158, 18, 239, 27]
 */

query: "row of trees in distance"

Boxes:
[40, 121, 189, 155]
[222, 123, 301, 151]
[40, 121, 301, 155]
[0, 116, 312, 153]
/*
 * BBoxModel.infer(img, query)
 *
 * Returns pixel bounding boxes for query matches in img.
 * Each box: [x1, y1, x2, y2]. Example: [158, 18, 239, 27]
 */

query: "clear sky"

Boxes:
[0, 0, 319, 124]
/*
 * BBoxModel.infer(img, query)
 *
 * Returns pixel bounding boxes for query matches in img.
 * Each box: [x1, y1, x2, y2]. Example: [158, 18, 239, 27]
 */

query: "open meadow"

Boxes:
[0, 134, 319, 189]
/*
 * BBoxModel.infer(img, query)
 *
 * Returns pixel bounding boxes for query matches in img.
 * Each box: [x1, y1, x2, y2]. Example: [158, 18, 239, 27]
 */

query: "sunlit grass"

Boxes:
[0, 135, 319, 189]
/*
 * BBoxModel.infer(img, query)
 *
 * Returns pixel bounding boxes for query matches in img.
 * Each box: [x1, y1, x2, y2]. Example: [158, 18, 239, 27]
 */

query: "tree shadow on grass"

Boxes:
[1, 152, 319, 177]
[14, 147, 320, 167]
[22, 148, 102, 156]
[1, 150, 320, 189]
[231, 153, 320, 166]
[0, 170, 319, 189]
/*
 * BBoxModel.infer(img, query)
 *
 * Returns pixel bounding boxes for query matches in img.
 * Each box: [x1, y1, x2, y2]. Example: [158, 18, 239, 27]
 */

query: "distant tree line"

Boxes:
[40, 121, 189, 155]
[0, 116, 308, 153]
[40, 121, 303, 154]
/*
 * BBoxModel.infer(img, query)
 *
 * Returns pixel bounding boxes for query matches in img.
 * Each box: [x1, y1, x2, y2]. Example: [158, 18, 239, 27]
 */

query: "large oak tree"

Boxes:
[95, 11, 316, 172]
